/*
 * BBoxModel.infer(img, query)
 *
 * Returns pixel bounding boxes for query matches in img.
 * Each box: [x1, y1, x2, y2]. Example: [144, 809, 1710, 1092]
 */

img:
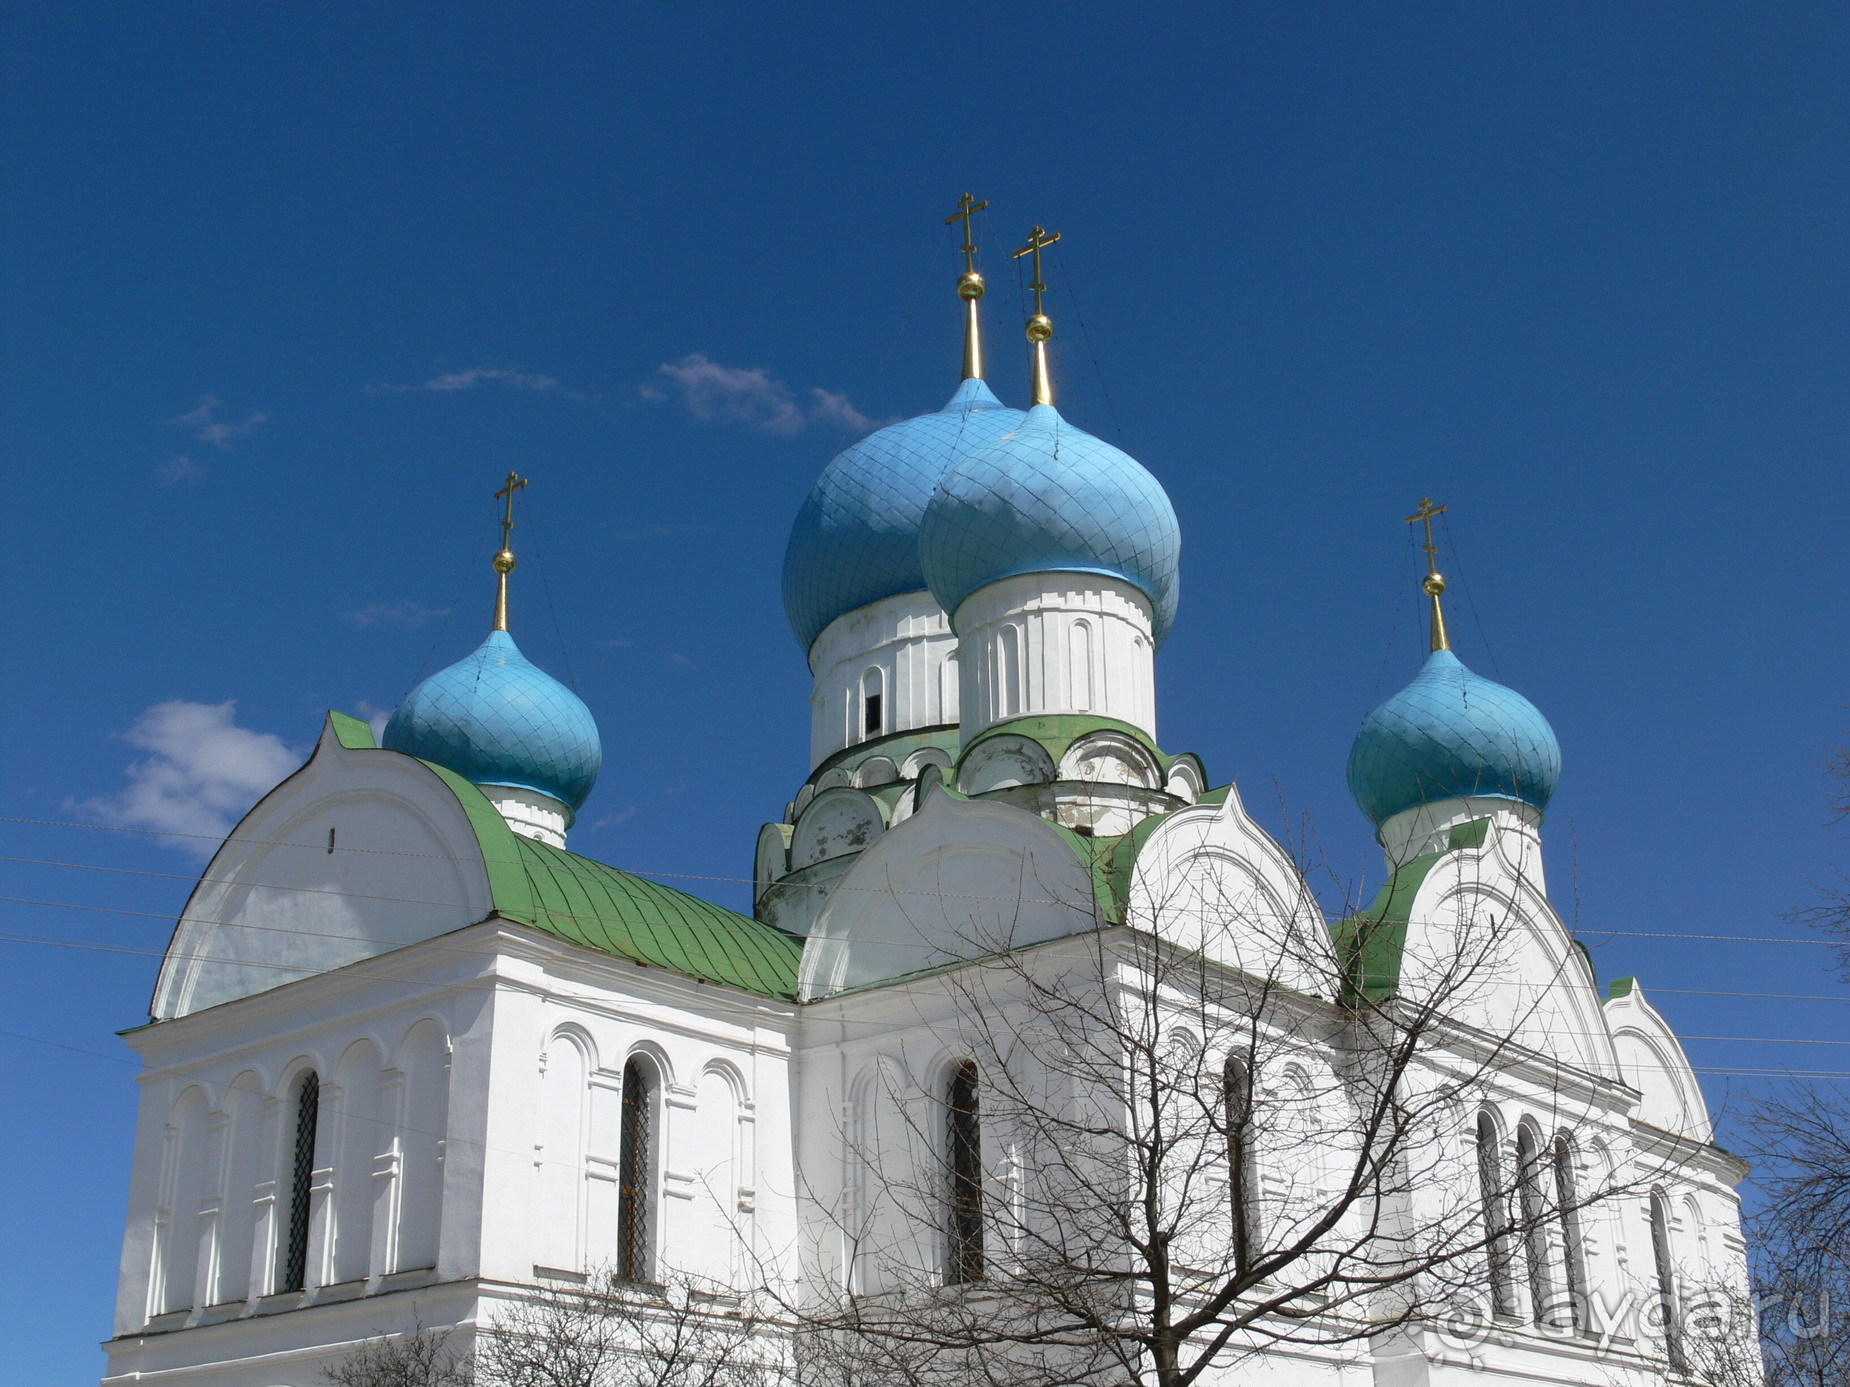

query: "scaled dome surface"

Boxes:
[383, 629, 603, 814]
[919, 403, 1181, 642]
[782, 378, 1024, 652]
[1346, 648, 1560, 828]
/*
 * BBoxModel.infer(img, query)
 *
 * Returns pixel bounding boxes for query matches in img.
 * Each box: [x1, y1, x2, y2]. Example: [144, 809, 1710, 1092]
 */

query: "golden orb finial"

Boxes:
[946, 193, 990, 380]
[491, 472, 528, 632]
[1013, 225, 1063, 406]
[1406, 497, 1451, 652]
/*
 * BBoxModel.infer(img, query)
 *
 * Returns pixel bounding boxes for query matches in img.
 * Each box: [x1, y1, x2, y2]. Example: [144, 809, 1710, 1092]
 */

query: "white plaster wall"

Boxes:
[952, 573, 1156, 742]
[808, 590, 958, 768]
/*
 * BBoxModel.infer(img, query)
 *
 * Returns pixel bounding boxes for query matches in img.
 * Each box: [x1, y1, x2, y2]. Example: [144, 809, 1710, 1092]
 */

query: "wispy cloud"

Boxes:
[342, 601, 450, 629]
[84, 700, 300, 854]
[170, 395, 267, 449]
[374, 366, 582, 398]
[154, 454, 203, 486]
[642, 354, 890, 437]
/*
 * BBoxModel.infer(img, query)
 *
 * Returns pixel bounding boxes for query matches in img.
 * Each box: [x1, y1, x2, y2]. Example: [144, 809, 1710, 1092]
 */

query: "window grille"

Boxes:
[1224, 1057, 1259, 1267]
[1476, 1114, 1517, 1317]
[947, 1061, 983, 1284]
[1553, 1136, 1586, 1332]
[618, 1060, 655, 1283]
[280, 1072, 318, 1292]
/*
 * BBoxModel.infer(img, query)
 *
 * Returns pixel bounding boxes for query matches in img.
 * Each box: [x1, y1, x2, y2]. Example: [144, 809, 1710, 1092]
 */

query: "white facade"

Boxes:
[952, 571, 1158, 742]
[807, 590, 959, 769]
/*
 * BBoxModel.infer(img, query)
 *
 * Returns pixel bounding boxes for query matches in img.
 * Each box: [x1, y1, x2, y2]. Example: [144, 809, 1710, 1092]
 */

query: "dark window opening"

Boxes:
[1477, 1114, 1517, 1317]
[280, 1072, 319, 1292]
[1651, 1193, 1685, 1370]
[618, 1060, 656, 1283]
[1553, 1136, 1586, 1333]
[863, 692, 883, 737]
[947, 1061, 983, 1284]
[1225, 1057, 1258, 1268]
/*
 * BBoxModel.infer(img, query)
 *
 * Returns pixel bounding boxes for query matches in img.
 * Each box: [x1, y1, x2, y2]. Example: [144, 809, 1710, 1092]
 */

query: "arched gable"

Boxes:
[153, 716, 498, 1019]
[1126, 783, 1331, 997]
[800, 783, 1099, 998]
[1604, 981, 1711, 1142]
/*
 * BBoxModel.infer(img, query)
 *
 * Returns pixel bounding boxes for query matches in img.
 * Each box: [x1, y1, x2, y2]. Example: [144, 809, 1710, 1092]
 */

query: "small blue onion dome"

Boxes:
[918, 403, 1181, 642]
[782, 378, 1025, 651]
[383, 629, 602, 814]
[1346, 648, 1561, 827]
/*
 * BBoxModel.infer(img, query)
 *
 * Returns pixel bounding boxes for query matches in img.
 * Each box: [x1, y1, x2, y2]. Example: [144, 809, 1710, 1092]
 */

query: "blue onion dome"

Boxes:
[383, 629, 602, 814]
[782, 378, 1025, 651]
[1346, 648, 1561, 827]
[918, 403, 1181, 643]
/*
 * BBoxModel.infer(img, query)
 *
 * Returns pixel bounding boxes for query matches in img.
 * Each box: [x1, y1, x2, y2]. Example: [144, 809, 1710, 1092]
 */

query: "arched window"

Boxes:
[1070, 620, 1094, 712]
[1552, 1135, 1586, 1332]
[279, 1071, 319, 1293]
[998, 626, 1022, 720]
[861, 668, 884, 740]
[1224, 1056, 1258, 1268]
[946, 1061, 983, 1284]
[1515, 1123, 1553, 1324]
[1475, 1113, 1516, 1317]
[1649, 1191, 1685, 1370]
[618, 1059, 658, 1283]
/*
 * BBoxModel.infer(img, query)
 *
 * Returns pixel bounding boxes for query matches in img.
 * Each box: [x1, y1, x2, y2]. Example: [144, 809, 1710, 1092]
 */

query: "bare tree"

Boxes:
[790, 829, 1667, 1387]
[477, 1271, 782, 1387]
[322, 1317, 474, 1387]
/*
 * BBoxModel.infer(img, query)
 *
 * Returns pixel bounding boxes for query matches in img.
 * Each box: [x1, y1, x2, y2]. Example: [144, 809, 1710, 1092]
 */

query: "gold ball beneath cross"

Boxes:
[958, 271, 986, 301]
[494, 550, 517, 575]
[1026, 313, 1054, 343]
[1424, 572, 1446, 596]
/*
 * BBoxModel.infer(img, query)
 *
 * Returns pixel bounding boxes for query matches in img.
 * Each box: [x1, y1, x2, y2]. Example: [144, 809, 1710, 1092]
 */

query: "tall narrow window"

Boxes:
[1476, 1114, 1516, 1317]
[1650, 1191, 1685, 1370]
[1070, 620, 1094, 712]
[861, 669, 884, 739]
[279, 1071, 319, 1293]
[1224, 1056, 1258, 1269]
[1516, 1124, 1554, 1324]
[618, 1059, 657, 1283]
[947, 1061, 983, 1284]
[1552, 1135, 1586, 1333]
[998, 626, 1022, 720]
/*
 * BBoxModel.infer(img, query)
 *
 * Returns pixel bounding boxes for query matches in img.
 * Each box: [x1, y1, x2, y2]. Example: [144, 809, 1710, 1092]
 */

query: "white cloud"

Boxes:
[154, 454, 203, 486]
[642, 354, 889, 437]
[354, 700, 393, 743]
[375, 367, 577, 396]
[342, 601, 450, 629]
[86, 701, 300, 854]
[170, 395, 267, 449]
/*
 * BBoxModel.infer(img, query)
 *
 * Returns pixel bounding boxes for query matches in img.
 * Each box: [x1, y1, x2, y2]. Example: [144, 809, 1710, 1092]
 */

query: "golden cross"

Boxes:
[1405, 496, 1447, 576]
[1013, 224, 1063, 319]
[946, 192, 989, 276]
[1405, 497, 1451, 652]
[491, 472, 527, 632]
[495, 472, 528, 555]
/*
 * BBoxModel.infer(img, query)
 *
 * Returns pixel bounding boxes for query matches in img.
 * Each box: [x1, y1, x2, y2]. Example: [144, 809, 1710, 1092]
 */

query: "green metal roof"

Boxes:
[501, 835, 804, 1000]
[331, 710, 805, 1002]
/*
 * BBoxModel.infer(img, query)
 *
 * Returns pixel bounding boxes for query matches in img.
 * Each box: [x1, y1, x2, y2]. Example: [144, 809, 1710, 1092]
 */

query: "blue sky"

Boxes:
[4, 2, 1847, 1377]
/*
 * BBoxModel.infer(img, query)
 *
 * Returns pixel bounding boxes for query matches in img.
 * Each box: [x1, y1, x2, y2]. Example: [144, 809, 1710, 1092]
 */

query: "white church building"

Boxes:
[102, 207, 1751, 1386]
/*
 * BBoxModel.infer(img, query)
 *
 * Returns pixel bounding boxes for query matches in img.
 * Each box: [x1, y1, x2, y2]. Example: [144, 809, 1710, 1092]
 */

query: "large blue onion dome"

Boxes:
[1346, 648, 1561, 828]
[383, 629, 602, 814]
[782, 378, 1024, 652]
[918, 403, 1181, 642]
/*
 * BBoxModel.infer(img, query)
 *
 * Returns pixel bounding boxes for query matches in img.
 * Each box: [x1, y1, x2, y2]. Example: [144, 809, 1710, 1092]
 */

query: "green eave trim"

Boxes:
[1330, 817, 1492, 1004]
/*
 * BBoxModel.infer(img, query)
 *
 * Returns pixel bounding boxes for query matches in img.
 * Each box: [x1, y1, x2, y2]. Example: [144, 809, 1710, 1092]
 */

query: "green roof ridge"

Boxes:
[1330, 817, 1494, 1004]
[327, 709, 378, 749]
